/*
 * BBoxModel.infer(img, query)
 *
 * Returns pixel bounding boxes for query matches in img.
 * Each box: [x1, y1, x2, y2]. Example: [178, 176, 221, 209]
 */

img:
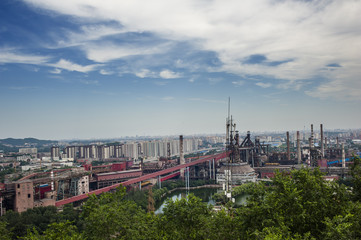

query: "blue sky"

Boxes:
[1, 0, 360, 140]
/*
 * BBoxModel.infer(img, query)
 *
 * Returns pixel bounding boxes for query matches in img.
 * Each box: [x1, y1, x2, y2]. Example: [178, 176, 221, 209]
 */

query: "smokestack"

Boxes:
[310, 124, 314, 148]
[309, 137, 312, 164]
[51, 170, 54, 191]
[342, 143, 345, 168]
[180, 135, 185, 178]
[286, 131, 290, 161]
[226, 97, 230, 147]
[235, 131, 239, 145]
[337, 137, 339, 148]
[297, 131, 301, 164]
[320, 124, 324, 157]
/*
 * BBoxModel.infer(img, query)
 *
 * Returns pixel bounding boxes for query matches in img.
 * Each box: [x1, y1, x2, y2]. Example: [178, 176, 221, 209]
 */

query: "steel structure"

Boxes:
[55, 151, 229, 207]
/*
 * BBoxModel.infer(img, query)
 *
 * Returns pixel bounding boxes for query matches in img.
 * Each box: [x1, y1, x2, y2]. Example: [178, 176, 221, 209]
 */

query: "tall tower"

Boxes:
[320, 124, 324, 157]
[286, 131, 290, 161]
[179, 135, 185, 178]
[297, 131, 301, 164]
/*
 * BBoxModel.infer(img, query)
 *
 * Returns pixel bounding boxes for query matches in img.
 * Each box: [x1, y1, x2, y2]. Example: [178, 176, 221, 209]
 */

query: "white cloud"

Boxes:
[49, 68, 62, 74]
[99, 69, 113, 75]
[84, 42, 170, 63]
[23, 0, 361, 100]
[135, 69, 156, 78]
[48, 59, 101, 73]
[56, 24, 126, 48]
[0, 49, 50, 65]
[161, 96, 174, 101]
[255, 82, 271, 88]
[232, 80, 245, 87]
[159, 69, 181, 79]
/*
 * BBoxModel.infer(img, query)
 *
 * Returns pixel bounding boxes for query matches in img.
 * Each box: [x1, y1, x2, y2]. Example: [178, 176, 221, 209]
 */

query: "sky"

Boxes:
[0, 0, 360, 140]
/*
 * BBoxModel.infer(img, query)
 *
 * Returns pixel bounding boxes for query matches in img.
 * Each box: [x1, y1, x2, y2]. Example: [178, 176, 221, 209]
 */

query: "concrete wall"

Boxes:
[14, 181, 34, 213]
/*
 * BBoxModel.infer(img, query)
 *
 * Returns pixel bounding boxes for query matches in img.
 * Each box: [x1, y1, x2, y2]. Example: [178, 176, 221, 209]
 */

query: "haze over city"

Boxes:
[1, 0, 361, 140]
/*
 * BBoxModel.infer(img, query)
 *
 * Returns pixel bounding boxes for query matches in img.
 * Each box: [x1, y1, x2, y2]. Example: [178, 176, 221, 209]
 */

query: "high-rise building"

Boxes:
[50, 146, 59, 160]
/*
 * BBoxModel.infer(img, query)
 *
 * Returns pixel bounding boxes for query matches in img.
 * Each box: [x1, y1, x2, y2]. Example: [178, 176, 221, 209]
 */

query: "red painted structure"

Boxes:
[160, 171, 180, 182]
[261, 172, 275, 178]
[55, 151, 229, 207]
[95, 170, 142, 182]
[84, 162, 130, 172]
[111, 163, 127, 171]
[35, 185, 52, 199]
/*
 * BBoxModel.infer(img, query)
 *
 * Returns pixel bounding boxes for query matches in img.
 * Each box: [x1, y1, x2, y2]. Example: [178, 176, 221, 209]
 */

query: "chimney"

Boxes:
[342, 143, 346, 168]
[309, 137, 312, 164]
[320, 124, 324, 157]
[310, 124, 314, 148]
[337, 137, 339, 148]
[51, 170, 54, 191]
[297, 131, 301, 164]
[180, 135, 185, 178]
[235, 131, 239, 146]
[286, 131, 290, 161]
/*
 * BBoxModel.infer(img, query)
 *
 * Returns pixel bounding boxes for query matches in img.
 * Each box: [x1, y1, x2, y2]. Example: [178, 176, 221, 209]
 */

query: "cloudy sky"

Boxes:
[0, 0, 360, 139]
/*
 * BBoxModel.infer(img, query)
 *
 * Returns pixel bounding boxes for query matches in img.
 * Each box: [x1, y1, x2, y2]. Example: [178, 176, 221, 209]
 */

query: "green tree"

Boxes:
[350, 155, 361, 201]
[0, 221, 12, 240]
[235, 168, 350, 239]
[156, 194, 212, 239]
[81, 186, 154, 240]
[22, 221, 82, 240]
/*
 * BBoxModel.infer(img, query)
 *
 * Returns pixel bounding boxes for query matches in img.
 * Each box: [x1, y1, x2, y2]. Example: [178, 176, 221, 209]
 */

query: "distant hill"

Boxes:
[0, 138, 58, 147]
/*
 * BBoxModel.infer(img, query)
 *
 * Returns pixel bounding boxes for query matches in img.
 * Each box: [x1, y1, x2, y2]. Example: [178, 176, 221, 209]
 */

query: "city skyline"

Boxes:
[1, 0, 361, 140]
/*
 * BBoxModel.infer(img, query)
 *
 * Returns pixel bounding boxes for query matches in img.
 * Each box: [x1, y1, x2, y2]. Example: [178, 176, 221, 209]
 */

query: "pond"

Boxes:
[155, 187, 248, 214]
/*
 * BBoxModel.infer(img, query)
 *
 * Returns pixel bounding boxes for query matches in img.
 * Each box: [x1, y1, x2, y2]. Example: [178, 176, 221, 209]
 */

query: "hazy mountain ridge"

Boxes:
[0, 138, 58, 147]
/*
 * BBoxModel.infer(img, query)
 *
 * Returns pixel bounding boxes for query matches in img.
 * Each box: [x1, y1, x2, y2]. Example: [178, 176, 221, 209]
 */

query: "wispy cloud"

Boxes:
[84, 42, 170, 63]
[0, 49, 50, 65]
[99, 69, 113, 75]
[48, 59, 101, 73]
[188, 77, 196, 83]
[159, 69, 181, 79]
[255, 82, 272, 88]
[16, 0, 361, 100]
[232, 80, 245, 87]
[161, 96, 174, 101]
[135, 69, 156, 78]
[188, 98, 226, 104]
[49, 68, 62, 74]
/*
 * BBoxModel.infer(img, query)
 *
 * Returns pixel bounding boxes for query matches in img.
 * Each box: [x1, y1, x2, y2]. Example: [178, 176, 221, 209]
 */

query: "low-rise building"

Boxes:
[217, 163, 257, 185]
